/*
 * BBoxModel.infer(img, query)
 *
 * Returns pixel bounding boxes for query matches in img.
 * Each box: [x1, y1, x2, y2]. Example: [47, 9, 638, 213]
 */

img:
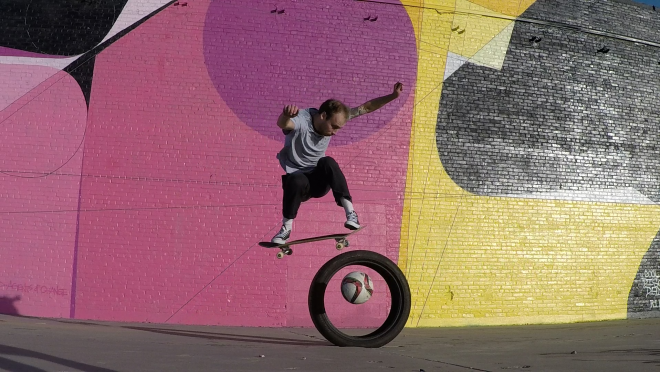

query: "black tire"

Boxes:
[308, 250, 411, 348]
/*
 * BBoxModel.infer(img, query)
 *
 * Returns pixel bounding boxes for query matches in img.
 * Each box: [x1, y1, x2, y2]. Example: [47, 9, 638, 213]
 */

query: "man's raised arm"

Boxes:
[278, 105, 299, 131]
[349, 82, 403, 120]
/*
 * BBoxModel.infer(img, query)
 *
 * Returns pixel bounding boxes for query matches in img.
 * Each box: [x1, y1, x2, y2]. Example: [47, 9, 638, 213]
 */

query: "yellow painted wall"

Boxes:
[400, 0, 660, 327]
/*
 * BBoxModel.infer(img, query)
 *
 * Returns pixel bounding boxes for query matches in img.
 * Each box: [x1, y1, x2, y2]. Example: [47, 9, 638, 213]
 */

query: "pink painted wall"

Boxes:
[0, 67, 86, 317]
[0, 0, 416, 327]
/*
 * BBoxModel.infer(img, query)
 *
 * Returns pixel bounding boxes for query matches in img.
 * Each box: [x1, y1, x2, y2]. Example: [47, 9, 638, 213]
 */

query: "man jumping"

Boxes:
[271, 82, 404, 244]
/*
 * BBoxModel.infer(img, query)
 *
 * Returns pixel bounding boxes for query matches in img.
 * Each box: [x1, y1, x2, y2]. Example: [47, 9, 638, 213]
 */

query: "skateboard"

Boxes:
[259, 226, 365, 259]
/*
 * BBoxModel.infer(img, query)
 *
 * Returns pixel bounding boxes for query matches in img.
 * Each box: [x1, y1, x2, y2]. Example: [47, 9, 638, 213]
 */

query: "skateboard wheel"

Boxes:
[336, 243, 344, 250]
[277, 252, 285, 259]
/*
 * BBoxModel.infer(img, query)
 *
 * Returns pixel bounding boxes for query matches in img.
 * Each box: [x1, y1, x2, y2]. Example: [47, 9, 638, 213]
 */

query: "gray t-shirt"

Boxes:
[277, 108, 331, 174]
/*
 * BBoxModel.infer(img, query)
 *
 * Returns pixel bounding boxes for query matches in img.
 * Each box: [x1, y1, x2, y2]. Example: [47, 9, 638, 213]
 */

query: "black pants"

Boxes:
[282, 157, 352, 219]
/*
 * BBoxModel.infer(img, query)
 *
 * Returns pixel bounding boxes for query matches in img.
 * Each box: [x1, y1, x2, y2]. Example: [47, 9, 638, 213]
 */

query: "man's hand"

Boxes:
[283, 105, 299, 118]
[392, 82, 403, 99]
[278, 105, 298, 130]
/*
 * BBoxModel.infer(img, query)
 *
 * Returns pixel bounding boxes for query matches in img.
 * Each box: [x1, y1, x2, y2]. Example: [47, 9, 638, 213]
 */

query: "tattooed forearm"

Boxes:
[349, 105, 369, 120]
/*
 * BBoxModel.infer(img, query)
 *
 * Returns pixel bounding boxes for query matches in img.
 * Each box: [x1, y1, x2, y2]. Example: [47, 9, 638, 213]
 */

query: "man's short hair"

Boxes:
[319, 99, 349, 120]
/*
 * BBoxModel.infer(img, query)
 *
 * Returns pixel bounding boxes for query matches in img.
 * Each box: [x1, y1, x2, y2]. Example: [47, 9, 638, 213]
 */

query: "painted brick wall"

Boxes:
[402, 0, 660, 326]
[1, 0, 660, 328]
[437, 0, 660, 319]
[0, 0, 415, 327]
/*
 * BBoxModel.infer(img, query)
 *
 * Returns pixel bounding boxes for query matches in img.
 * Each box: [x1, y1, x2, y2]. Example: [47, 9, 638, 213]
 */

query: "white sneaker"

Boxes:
[344, 211, 360, 230]
[271, 225, 291, 244]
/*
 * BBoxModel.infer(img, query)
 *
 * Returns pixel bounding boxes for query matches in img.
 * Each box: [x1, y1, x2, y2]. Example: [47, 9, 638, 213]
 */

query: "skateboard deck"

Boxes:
[259, 226, 364, 259]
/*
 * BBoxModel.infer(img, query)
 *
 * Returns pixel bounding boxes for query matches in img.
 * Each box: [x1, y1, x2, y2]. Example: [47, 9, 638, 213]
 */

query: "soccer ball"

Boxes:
[341, 271, 374, 304]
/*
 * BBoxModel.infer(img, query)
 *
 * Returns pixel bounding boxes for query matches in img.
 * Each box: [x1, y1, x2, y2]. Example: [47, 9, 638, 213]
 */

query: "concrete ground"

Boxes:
[0, 314, 659, 371]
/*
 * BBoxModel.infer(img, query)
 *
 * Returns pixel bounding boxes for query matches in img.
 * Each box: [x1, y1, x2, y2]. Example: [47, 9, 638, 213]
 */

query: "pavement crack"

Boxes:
[397, 353, 493, 372]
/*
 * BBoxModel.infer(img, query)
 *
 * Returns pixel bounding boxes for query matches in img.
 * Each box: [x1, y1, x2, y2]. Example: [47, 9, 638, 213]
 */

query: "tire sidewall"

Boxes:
[308, 250, 411, 348]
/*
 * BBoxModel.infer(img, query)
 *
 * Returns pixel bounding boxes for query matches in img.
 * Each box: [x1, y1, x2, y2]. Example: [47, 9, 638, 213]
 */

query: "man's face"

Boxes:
[318, 112, 347, 136]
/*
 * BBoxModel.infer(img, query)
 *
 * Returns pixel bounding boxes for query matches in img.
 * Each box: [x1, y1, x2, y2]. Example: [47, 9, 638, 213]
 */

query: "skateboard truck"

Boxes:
[276, 247, 292, 259]
[334, 237, 350, 250]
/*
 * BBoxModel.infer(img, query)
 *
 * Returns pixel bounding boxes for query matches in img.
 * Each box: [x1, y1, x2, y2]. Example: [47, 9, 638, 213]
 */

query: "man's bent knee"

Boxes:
[284, 173, 309, 190]
[317, 156, 339, 169]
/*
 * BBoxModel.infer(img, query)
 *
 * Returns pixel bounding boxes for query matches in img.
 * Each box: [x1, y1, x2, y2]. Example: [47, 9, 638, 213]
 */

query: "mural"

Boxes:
[0, 0, 413, 326]
[1, 0, 660, 327]
[0, 0, 185, 319]
[432, 0, 660, 318]
[401, 0, 660, 326]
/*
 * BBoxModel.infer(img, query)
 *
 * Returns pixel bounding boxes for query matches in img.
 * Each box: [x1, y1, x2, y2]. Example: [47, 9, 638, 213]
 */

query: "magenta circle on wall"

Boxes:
[203, 0, 417, 146]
